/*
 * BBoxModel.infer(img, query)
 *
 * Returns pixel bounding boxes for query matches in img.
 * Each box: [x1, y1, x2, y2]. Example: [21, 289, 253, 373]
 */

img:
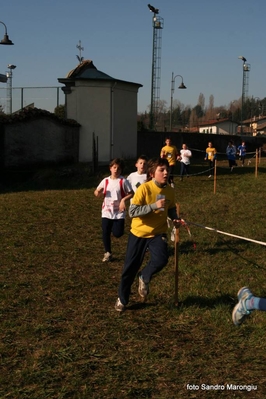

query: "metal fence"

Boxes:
[0, 86, 65, 114]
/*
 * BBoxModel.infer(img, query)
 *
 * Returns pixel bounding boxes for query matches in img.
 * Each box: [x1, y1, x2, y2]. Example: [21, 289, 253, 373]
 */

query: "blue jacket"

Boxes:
[226, 145, 236, 160]
[238, 145, 246, 157]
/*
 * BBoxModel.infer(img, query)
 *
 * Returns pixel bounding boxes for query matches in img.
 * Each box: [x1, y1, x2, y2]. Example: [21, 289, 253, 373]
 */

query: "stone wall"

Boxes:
[1, 117, 79, 168]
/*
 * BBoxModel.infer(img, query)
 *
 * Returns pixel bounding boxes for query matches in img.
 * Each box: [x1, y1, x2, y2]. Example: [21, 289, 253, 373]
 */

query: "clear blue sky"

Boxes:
[1, 0, 266, 113]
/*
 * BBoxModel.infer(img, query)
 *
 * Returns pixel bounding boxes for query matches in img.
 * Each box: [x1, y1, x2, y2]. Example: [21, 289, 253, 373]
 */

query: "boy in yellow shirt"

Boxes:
[115, 157, 180, 312]
[160, 138, 178, 187]
[204, 141, 217, 178]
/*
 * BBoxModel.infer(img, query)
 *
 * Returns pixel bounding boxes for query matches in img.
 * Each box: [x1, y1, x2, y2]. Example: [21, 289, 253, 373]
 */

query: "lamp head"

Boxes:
[7, 64, 16, 69]
[0, 73, 7, 83]
[178, 82, 187, 89]
[238, 55, 246, 62]
[148, 4, 159, 14]
[0, 34, 14, 45]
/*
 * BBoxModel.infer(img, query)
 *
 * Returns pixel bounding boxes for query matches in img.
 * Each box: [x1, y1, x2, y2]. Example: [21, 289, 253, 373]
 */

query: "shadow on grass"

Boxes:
[0, 160, 138, 193]
[126, 302, 158, 311]
[179, 293, 234, 309]
[0, 165, 104, 193]
[208, 239, 266, 270]
[124, 294, 235, 311]
[173, 239, 266, 271]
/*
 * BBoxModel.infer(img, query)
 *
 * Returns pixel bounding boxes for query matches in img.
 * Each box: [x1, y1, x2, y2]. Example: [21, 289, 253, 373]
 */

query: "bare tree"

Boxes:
[205, 94, 215, 120]
[197, 93, 205, 109]
[189, 108, 198, 129]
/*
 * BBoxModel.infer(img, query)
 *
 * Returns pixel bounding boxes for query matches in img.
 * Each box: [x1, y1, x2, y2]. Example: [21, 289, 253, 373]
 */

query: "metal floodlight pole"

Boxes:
[150, 11, 156, 130]
[170, 73, 187, 131]
[0, 21, 14, 45]
[239, 56, 246, 134]
[238, 56, 250, 135]
[147, 4, 163, 131]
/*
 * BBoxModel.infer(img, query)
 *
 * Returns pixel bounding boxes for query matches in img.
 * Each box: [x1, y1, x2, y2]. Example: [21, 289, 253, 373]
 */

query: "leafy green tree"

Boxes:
[54, 104, 65, 119]
[193, 104, 204, 119]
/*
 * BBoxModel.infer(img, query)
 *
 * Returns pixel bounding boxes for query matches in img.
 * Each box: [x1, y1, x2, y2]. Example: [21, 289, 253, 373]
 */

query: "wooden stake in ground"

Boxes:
[255, 148, 258, 178]
[174, 203, 180, 306]
[213, 159, 217, 194]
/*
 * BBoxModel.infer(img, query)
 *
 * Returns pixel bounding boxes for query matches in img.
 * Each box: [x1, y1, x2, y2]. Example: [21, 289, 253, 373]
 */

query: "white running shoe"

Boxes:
[138, 275, 149, 301]
[102, 252, 112, 262]
[114, 298, 125, 312]
[232, 287, 253, 326]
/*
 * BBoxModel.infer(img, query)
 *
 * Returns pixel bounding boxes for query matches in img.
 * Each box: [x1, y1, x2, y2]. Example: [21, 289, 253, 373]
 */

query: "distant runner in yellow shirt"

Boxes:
[204, 141, 217, 178]
[160, 138, 178, 187]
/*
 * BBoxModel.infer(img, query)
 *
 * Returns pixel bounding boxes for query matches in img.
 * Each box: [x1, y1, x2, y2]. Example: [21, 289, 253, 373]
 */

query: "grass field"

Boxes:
[1, 157, 266, 398]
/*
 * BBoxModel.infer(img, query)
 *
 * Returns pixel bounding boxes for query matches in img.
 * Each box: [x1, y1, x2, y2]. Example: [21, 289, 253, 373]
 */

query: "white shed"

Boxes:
[199, 118, 238, 135]
[58, 60, 142, 163]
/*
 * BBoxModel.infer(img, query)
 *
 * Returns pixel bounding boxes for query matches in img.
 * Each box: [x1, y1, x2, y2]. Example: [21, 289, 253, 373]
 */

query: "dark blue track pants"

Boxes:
[180, 162, 190, 177]
[102, 218, 125, 253]
[118, 232, 168, 305]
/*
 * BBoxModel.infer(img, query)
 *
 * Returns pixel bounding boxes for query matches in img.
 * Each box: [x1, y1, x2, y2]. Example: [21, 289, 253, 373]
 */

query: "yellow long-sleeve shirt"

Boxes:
[130, 180, 176, 238]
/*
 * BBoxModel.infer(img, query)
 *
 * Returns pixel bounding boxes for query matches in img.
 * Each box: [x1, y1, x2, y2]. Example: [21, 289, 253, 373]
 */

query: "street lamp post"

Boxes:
[6, 64, 16, 114]
[170, 73, 187, 131]
[0, 21, 14, 45]
[0, 21, 14, 84]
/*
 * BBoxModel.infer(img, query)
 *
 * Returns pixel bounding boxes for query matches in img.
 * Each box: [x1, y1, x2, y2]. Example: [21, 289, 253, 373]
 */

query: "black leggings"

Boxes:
[102, 218, 125, 253]
[168, 165, 175, 184]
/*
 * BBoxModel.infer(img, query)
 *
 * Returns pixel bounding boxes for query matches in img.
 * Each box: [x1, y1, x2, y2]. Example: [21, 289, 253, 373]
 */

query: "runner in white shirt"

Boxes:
[127, 155, 148, 193]
[94, 158, 134, 262]
[178, 144, 192, 181]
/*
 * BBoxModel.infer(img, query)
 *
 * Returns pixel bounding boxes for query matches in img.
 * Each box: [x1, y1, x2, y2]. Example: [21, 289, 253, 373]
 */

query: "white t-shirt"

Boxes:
[97, 176, 132, 219]
[127, 172, 147, 193]
[180, 149, 192, 165]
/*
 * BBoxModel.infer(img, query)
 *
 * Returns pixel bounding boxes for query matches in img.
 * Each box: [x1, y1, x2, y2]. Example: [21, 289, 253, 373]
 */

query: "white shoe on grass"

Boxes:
[232, 286, 253, 326]
[102, 252, 112, 262]
[138, 275, 149, 301]
[114, 298, 125, 312]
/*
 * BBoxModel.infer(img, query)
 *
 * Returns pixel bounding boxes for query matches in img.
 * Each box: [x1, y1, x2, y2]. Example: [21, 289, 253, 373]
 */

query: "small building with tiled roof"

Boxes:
[58, 60, 142, 163]
[239, 115, 266, 136]
[242, 115, 266, 125]
[256, 121, 266, 135]
[198, 118, 238, 135]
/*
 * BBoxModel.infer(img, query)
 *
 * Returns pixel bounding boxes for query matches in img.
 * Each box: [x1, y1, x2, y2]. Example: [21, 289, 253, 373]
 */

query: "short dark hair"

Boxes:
[137, 154, 148, 162]
[146, 157, 169, 181]
[109, 158, 125, 173]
